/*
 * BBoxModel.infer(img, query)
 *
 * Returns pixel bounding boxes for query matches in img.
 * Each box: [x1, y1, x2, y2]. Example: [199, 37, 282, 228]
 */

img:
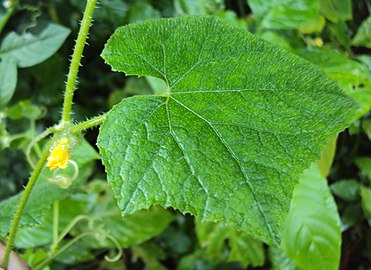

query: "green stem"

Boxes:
[61, 0, 97, 123]
[56, 215, 91, 244]
[70, 114, 107, 134]
[0, 7, 14, 35]
[51, 201, 59, 254]
[1, 140, 52, 269]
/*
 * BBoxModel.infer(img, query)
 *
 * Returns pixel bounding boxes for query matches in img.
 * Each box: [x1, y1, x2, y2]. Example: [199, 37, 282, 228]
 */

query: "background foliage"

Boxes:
[0, 0, 370, 269]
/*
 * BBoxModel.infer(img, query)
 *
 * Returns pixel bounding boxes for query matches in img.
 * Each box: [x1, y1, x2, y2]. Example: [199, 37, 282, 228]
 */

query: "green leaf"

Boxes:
[0, 140, 99, 237]
[0, 23, 70, 68]
[14, 179, 174, 250]
[215, 10, 248, 30]
[174, 0, 225, 15]
[319, 0, 352, 23]
[360, 185, 371, 225]
[5, 100, 45, 120]
[260, 31, 293, 51]
[282, 163, 341, 270]
[269, 247, 298, 270]
[127, 1, 161, 23]
[247, 0, 323, 31]
[131, 242, 167, 270]
[196, 221, 264, 267]
[362, 119, 371, 141]
[98, 16, 355, 245]
[0, 57, 17, 108]
[328, 21, 351, 46]
[73, 181, 175, 249]
[340, 203, 363, 231]
[352, 16, 371, 49]
[298, 48, 371, 119]
[54, 241, 94, 265]
[0, 182, 79, 237]
[330, 179, 360, 201]
[355, 157, 371, 183]
[317, 137, 337, 177]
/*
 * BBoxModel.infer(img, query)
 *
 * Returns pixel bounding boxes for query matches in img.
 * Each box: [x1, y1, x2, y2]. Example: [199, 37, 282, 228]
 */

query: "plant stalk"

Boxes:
[51, 201, 60, 254]
[70, 114, 107, 134]
[0, 7, 14, 35]
[1, 141, 52, 269]
[61, 0, 97, 123]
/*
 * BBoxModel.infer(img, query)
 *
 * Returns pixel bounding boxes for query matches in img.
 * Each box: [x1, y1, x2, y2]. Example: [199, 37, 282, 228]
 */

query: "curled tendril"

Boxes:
[102, 233, 123, 262]
[48, 160, 78, 189]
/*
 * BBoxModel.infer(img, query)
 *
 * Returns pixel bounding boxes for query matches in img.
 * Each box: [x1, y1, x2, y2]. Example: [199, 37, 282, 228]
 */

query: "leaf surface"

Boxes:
[0, 57, 17, 108]
[0, 23, 70, 68]
[98, 16, 355, 244]
[282, 164, 341, 270]
[247, 0, 323, 31]
[352, 16, 371, 49]
[298, 48, 371, 119]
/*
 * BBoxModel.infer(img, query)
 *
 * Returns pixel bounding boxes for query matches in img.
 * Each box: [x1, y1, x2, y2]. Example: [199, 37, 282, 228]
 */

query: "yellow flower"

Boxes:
[47, 137, 70, 170]
[314, 37, 323, 47]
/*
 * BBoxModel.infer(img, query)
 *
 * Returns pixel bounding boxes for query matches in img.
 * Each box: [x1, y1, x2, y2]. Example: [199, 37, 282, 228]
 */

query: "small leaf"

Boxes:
[340, 203, 363, 231]
[319, 0, 352, 23]
[355, 157, 371, 183]
[360, 185, 371, 225]
[330, 179, 360, 201]
[174, 0, 225, 15]
[98, 16, 355, 245]
[282, 163, 341, 270]
[317, 137, 337, 177]
[248, 0, 323, 31]
[0, 23, 70, 68]
[269, 247, 298, 270]
[352, 16, 371, 49]
[131, 242, 167, 270]
[0, 57, 17, 108]
[5, 100, 46, 120]
[196, 221, 264, 267]
[298, 48, 371, 119]
[362, 119, 371, 141]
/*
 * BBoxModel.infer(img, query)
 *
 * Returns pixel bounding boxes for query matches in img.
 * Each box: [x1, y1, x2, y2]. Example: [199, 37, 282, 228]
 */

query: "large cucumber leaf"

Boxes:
[98, 16, 355, 245]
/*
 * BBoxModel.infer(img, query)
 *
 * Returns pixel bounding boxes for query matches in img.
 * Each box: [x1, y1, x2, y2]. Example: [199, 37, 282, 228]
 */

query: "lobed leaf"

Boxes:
[98, 16, 355, 245]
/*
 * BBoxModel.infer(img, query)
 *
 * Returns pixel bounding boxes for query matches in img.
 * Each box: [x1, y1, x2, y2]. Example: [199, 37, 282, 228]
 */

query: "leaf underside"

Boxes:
[98, 16, 356, 245]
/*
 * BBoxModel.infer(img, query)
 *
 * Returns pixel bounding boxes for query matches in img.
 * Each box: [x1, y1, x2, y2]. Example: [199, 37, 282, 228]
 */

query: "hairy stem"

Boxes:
[1, 141, 52, 269]
[61, 0, 97, 122]
[70, 114, 107, 134]
[51, 201, 60, 254]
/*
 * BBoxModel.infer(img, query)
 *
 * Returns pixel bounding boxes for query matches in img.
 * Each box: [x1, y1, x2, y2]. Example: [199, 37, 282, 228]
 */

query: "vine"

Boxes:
[0, 0, 105, 268]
